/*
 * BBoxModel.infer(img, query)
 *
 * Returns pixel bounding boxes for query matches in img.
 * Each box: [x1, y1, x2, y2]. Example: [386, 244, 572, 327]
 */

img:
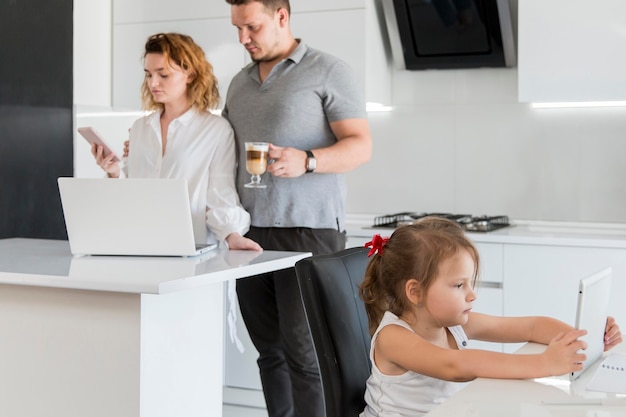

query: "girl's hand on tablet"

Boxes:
[604, 316, 622, 351]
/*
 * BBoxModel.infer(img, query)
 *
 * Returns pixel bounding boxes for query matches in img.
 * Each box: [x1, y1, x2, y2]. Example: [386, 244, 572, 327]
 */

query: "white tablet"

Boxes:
[570, 267, 612, 381]
[77, 126, 121, 162]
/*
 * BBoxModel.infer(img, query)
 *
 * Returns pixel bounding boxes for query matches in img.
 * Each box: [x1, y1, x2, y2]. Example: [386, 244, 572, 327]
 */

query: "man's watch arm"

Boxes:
[305, 150, 316, 173]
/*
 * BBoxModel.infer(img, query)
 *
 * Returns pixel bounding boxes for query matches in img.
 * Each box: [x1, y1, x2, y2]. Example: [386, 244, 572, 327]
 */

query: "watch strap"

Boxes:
[305, 150, 315, 173]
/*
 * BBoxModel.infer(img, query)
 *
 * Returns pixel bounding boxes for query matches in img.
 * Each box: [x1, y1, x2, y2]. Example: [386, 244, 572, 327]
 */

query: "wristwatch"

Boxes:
[305, 150, 317, 173]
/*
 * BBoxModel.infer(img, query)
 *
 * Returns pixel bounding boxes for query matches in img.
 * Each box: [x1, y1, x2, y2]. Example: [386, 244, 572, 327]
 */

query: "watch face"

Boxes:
[307, 157, 317, 171]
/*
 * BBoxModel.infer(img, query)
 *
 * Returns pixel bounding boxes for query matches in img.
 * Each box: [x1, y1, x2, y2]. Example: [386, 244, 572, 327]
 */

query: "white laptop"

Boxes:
[570, 267, 612, 381]
[58, 177, 217, 257]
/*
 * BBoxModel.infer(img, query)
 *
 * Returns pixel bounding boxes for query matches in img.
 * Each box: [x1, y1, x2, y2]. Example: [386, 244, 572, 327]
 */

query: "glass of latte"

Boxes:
[244, 142, 269, 188]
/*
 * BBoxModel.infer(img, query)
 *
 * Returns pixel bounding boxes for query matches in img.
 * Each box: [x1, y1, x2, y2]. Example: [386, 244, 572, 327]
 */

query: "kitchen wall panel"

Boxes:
[1, 0, 73, 239]
[114, 0, 224, 24]
[290, 9, 366, 90]
[454, 103, 582, 220]
[112, 18, 242, 110]
[347, 67, 626, 223]
[348, 106, 457, 213]
[74, 0, 111, 107]
[578, 116, 626, 220]
[113, 0, 366, 25]
[290, 0, 365, 12]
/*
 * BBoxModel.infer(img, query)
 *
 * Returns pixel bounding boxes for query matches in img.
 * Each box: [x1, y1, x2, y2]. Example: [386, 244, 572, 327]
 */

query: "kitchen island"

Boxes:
[0, 238, 310, 417]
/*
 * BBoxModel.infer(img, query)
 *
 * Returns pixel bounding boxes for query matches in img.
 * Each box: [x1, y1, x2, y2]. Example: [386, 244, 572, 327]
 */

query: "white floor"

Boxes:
[223, 404, 267, 417]
[223, 387, 268, 417]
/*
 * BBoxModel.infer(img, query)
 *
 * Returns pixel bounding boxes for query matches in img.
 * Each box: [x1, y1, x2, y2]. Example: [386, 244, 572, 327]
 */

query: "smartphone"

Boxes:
[78, 127, 121, 162]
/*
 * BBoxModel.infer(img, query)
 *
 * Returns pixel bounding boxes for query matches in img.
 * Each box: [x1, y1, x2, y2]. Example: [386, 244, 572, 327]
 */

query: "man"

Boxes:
[222, 1, 372, 416]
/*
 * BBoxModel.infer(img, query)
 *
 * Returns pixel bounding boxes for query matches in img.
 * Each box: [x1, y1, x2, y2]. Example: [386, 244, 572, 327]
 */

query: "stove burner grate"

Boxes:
[372, 212, 510, 232]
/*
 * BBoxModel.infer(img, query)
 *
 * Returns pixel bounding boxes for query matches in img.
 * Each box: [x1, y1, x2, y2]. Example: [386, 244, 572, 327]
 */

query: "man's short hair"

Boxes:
[225, 0, 290, 15]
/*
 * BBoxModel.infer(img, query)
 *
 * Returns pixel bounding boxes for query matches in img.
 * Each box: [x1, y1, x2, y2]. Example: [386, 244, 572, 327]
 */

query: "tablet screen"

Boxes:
[570, 267, 612, 381]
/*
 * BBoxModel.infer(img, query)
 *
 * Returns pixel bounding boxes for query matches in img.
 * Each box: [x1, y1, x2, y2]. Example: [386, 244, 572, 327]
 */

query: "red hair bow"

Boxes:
[364, 234, 390, 257]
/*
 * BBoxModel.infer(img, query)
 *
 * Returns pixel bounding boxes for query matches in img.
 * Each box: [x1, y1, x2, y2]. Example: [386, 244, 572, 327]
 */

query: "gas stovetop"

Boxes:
[372, 212, 510, 232]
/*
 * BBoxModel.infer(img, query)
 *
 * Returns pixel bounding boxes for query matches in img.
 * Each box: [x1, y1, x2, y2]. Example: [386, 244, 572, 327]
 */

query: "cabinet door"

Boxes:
[223, 284, 262, 391]
[518, 0, 626, 102]
[472, 243, 504, 352]
[346, 235, 370, 249]
[503, 245, 626, 352]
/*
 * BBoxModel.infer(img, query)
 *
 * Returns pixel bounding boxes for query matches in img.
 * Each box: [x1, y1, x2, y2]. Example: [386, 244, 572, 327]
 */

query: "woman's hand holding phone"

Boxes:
[79, 127, 123, 178]
[91, 143, 121, 178]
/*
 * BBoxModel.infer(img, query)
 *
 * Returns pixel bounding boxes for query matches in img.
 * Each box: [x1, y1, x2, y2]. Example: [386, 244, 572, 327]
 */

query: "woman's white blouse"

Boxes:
[123, 107, 250, 245]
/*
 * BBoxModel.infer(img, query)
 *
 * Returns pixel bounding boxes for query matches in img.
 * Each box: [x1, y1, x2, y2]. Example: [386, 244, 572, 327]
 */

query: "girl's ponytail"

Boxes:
[360, 255, 387, 335]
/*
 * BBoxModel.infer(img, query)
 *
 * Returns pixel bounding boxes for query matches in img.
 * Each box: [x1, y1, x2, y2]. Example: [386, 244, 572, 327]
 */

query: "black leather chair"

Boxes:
[295, 247, 372, 417]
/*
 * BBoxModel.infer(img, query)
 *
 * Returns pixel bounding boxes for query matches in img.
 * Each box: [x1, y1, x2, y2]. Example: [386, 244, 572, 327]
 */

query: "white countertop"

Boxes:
[0, 238, 311, 295]
[425, 342, 626, 416]
[346, 214, 626, 249]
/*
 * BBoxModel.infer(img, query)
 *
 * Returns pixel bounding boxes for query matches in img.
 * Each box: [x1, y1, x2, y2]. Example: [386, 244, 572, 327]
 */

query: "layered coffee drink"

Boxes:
[246, 145, 268, 175]
[244, 142, 269, 188]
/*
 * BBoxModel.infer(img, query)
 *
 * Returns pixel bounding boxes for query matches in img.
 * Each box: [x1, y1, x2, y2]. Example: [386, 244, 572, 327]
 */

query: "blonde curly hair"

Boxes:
[140, 33, 220, 111]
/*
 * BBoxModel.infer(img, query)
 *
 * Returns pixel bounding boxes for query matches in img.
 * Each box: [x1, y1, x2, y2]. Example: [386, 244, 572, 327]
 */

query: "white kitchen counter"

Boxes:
[0, 238, 308, 294]
[346, 214, 626, 249]
[0, 238, 310, 417]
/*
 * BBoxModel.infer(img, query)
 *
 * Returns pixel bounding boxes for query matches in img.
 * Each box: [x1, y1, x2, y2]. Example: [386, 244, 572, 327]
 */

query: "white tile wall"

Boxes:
[113, 0, 227, 24]
[74, 108, 144, 178]
[290, 0, 365, 12]
[345, 66, 626, 222]
[290, 9, 366, 89]
[73, 0, 111, 107]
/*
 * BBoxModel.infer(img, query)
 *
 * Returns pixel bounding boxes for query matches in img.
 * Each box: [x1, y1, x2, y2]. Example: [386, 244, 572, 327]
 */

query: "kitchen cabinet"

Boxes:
[472, 243, 504, 352]
[518, 0, 626, 103]
[346, 235, 371, 249]
[224, 285, 263, 392]
[223, 285, 266, 409]
[502, 244, 626, 353]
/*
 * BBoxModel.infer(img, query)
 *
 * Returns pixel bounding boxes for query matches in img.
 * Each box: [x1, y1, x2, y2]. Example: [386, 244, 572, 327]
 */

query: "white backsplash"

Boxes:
[346, 67, 626, 224]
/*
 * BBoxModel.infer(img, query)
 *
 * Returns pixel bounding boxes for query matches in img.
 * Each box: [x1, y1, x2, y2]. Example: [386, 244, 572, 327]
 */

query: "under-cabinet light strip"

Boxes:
[531, 101, 626, 109]
[366, 102, 393, 112]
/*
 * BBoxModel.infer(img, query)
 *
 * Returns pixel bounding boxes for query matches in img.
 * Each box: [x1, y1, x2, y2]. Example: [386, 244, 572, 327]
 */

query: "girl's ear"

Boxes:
[405, 279, 423, 305]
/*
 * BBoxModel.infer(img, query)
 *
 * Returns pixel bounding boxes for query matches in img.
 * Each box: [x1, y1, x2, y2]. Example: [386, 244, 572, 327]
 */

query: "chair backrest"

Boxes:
[295, 247, 372, 417]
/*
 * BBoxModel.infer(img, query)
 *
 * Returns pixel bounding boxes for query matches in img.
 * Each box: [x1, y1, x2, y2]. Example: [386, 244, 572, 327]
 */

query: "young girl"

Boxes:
[359, 217, 622, 417]
[92, 33, 260, 251]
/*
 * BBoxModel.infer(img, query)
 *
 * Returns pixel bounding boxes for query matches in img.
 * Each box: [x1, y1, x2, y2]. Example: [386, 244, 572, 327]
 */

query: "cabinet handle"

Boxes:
[475, 281, 502, 289]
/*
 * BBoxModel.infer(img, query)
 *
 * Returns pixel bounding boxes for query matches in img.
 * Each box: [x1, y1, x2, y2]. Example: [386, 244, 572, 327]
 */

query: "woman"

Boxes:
[92, 32, 261, 251]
